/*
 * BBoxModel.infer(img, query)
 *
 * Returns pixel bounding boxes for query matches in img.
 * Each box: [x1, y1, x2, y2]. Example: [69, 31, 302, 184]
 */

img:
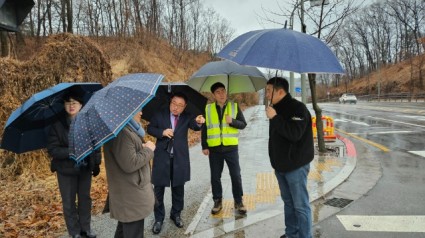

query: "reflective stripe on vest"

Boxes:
[206, 102, 239, 147]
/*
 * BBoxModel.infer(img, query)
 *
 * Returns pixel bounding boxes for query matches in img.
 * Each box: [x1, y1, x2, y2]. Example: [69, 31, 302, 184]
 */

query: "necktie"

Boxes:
[173, 115, 178, 128]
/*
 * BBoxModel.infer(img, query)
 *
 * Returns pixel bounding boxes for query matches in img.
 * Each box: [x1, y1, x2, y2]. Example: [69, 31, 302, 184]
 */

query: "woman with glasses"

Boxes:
[47, 91, 100, 238]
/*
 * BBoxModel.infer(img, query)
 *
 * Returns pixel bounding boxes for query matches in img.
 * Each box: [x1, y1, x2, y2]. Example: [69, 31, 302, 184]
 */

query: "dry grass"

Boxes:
[0, 33, 214, 237]
[324, 54, 425, 98]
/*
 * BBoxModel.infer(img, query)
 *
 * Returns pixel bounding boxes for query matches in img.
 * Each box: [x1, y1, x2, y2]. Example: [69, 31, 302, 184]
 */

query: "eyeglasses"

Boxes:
[64, 101, 80, 107]
[171, 101, 186, 109]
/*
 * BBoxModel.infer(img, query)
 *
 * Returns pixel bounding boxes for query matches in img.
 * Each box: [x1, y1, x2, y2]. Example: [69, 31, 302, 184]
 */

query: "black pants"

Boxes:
[153, 157, 184, 221]
[57, 169, 92, 236]
[114, 219, 145, 238]
[209, 150, 244, 203]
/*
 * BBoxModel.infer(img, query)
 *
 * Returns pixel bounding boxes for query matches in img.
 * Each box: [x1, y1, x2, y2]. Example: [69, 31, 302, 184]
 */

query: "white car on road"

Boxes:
[339, 93, 357, 104]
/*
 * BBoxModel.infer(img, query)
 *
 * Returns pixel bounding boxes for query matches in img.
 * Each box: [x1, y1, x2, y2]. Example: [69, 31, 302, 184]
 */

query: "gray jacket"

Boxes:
[103, 126, 155, 222]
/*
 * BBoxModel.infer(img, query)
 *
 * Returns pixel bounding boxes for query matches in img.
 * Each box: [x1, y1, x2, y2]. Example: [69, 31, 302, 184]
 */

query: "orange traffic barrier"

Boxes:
[312, 115, 336, 141]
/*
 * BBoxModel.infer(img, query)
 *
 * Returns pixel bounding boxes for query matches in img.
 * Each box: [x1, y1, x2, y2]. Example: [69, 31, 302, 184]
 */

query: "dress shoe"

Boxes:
[280, 235, 287, 238]
[211, 199, 223, 214]
[152, 221, 163, 234]
[170, 216, 184, 228]
[81, 230, 96, 238]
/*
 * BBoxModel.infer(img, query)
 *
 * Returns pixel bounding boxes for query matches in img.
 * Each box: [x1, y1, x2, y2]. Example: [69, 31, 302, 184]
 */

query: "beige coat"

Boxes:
[103, 126, 155, 222]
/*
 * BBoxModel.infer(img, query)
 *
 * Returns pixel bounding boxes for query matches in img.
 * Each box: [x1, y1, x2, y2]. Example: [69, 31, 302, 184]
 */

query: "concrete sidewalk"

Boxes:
[83, 105, 356, 238]
[184, 105, 356, 237]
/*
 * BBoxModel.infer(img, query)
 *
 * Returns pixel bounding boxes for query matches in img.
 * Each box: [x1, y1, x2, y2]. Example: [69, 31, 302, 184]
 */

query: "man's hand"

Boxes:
[225, 114, 233, 124]
[143, 140, 156, 151]
[202, 149, 209, 156]
[196, 115, 205, 124]
[266, 106, 277, 119]
[162, 128, 174, 138]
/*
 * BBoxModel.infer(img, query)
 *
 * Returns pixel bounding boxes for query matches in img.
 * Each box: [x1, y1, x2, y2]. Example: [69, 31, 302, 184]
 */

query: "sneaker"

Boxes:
[211, 199, 223, 214]
[234, 201, 247, 215]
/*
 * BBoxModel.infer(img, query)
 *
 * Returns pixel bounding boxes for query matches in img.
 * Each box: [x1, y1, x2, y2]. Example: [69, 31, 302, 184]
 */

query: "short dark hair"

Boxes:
[62, 90, 83, 104]
[267, 77, 289, 93]
[171, 92, 187, 104]
[210, 82, 225, 93]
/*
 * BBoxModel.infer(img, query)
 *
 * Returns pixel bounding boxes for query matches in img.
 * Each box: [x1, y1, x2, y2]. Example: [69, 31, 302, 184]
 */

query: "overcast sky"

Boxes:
[205, 0, 370, 40]
[204, 0, 289, 39]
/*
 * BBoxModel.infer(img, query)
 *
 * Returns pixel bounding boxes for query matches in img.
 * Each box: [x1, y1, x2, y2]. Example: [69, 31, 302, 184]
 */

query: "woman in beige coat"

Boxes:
[103, 110, 156, 238]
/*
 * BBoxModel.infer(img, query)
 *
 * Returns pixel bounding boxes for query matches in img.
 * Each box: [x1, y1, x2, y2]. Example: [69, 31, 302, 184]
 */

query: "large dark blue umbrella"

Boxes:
[217, 28, 345, 74]
[141, 82, 207, 121]
[0, 82, 103, 153]
[69, 73, 164, 163]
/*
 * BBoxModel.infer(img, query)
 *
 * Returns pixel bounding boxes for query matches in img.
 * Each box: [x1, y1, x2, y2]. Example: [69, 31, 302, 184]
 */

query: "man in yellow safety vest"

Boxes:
[201, 82, 248, 215]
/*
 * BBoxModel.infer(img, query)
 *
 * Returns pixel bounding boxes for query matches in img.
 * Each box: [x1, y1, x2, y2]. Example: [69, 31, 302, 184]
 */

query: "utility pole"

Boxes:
[300, 0, 307, 103]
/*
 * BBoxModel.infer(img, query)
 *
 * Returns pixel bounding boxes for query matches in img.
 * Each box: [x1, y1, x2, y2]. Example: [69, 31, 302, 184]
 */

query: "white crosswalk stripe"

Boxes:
[337, 215, 425, 232]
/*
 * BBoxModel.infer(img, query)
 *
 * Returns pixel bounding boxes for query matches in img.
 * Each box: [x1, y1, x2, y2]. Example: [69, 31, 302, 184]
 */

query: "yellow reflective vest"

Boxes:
[205, 102, 239, 147]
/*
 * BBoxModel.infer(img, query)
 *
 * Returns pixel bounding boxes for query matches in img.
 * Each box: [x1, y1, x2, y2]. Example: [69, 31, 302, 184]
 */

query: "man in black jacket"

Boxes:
[265, 77, 314, 238]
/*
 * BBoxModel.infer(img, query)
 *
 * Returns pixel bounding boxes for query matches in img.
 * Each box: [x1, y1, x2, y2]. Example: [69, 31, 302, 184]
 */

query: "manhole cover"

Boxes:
[324, 197, 353, 208]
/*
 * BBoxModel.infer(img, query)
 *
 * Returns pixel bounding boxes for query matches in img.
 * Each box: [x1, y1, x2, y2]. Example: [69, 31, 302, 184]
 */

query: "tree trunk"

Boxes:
[309, 74, 326, 152]
[66, 0, 73, 33]
[301, 3, 326, 152]
[0, 32, 9, 57]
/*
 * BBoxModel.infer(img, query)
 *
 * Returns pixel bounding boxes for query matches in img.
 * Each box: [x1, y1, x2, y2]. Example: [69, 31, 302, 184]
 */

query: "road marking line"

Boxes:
[368, 116, 425, 128]
[337, 215, 425, 232]
[409, 151, 425, 158]
[349, 121, 370, 126]
[351, 130, 415, 135]
[185, 189, 212, 235]
[335, 128, 390, 152]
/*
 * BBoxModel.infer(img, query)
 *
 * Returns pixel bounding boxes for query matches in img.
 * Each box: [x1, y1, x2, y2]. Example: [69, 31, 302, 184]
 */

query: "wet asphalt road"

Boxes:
[312, 101, 425, 238]
[65, 102, 425, 238]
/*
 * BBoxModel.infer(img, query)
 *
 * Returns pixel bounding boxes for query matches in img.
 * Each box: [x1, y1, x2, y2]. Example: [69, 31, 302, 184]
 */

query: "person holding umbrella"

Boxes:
[147, 92, 205, 234]
[103, 109, 156, 238]
[201, 82, 247, 215]
[47, 91, 100, 238]
[265, 77, 314, 238]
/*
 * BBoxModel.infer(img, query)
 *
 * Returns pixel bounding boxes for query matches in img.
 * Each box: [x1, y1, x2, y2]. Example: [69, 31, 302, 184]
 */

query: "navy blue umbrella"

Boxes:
[0, 82, 103, 153]
[217, 28, 345, 74]
[69, 73, 164, 163]
[141, 82, 207, 121]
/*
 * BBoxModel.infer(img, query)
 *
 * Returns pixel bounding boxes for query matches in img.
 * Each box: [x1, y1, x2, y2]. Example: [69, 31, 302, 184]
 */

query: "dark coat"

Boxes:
[147, 109, 202, 187]
[268, 93, 314, 172]
[47, 116, 101, 175]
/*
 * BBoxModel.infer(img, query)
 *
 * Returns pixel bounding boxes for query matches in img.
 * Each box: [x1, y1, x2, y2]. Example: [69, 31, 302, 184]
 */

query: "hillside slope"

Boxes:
[326, 54, 425, 99]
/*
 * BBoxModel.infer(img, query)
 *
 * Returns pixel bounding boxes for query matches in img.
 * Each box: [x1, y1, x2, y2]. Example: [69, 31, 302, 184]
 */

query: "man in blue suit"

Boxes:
[147, 92, 205, 234]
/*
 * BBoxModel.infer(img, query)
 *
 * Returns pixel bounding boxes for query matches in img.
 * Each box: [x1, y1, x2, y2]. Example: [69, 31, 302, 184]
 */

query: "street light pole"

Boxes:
[377, 51, 381, 101]
[300, 0, 307, 103]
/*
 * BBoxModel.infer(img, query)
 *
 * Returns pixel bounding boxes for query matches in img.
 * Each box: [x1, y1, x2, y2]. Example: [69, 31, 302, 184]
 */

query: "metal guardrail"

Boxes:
[315, 93, 425, 103]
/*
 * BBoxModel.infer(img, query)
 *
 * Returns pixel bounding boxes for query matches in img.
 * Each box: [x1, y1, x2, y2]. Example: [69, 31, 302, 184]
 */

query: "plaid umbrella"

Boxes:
[69, 73, 164, 163]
